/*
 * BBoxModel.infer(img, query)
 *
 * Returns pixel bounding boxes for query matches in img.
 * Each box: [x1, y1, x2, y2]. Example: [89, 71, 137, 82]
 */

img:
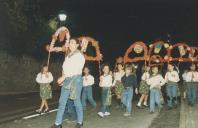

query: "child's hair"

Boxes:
[83, 66, 90, 75]
[101, 63, 111, 75]
[114, 63, 124, 72]
[124, 63, 132, 71]
[40, 63, 48, 73]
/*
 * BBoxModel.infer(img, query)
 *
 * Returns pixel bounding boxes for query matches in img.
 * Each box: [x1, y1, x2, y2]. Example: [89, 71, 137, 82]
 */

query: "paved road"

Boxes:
[0, 102, 158, 128]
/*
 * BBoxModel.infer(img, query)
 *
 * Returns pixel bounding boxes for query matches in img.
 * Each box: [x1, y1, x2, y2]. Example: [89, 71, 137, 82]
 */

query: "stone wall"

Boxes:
[0, 51, 62, 95]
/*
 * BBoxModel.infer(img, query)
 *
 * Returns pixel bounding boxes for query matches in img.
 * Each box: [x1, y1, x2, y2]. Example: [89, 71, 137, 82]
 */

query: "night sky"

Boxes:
[1, 0, 198, 63]
[37, 0, 198, 62]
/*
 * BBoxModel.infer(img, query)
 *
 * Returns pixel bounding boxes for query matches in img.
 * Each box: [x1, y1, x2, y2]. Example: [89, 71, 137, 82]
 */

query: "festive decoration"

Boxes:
[148, 40, 169, 62]
[134, 44, 144, 54]
[78, 36, 102, 61]
[149, 55, 164, 67]
[154, 43, 162, 54]
[190, 47, 198, 62]
[124, 41, 148, 63]
[167, 42, 192, 62]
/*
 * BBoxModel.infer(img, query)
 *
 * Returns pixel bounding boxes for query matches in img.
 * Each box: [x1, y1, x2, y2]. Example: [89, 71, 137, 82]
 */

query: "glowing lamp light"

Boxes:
[58, 12, 67, 22]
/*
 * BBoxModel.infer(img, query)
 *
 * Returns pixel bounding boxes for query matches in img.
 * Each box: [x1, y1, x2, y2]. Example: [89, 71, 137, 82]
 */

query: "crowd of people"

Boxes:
[34, 38, 198, 128]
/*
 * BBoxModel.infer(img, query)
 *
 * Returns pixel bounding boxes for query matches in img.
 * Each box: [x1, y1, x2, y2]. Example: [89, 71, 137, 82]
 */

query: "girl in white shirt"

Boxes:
[98, 64, 113, 118]
[82, 67, 97, 110]
[36, 64, 53, 113]
[147, 66, 165, 113]
[113, 63, 125, 107]
[165, 64, 180, 109]
[137, 66, 150, 108]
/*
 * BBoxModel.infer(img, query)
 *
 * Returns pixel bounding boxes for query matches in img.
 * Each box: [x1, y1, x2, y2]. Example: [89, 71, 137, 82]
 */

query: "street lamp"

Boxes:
[58, 11, 67, 22]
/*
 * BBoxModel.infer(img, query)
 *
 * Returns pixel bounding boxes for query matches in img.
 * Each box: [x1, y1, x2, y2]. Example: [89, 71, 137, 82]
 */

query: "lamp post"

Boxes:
[58, 11, 67, 26]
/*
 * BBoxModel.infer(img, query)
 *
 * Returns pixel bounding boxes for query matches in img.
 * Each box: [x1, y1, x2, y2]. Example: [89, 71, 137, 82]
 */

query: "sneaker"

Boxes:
[143, 104, 149, 107]
[104, 112, 111, 116]
[75, 123, 83, 128]
[136, 105, 144, 109]
[123, 112, 131, 117]
[150, 111, 154, 114]
[50, 124, 62, 128]
[97, 112, 104, 118]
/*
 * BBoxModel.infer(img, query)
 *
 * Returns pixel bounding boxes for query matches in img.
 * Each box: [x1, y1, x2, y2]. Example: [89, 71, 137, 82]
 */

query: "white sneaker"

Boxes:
[104, 112, 111, 116]
[123, 112, 131, 117]
[97, 112, 104, 118]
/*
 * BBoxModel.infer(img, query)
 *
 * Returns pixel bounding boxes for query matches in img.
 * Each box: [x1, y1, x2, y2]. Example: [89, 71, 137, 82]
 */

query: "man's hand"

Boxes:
[57, 76, 65, 86]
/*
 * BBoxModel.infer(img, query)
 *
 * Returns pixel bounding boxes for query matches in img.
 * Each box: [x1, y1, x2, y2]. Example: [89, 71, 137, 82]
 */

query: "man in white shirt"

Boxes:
[52, 39, 85, 128]
[165, 64, 180, 109]
[185, 64, 198, 106]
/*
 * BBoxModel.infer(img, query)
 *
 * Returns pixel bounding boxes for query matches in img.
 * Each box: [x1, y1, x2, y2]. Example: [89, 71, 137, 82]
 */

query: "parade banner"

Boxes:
[124, 41, 148, 63]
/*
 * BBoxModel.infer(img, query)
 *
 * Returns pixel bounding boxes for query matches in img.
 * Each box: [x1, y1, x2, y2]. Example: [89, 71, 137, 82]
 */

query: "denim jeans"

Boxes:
[187, 82, 197, 105]
[82, 86, 96, 109]
[122, 87, 133, 113]
[166, 83, 178, 107]
[63, 99, 77, 120]
[100, 87, 110, 113]
[55, 75, 83, 125]
[150, 88, 161, 112]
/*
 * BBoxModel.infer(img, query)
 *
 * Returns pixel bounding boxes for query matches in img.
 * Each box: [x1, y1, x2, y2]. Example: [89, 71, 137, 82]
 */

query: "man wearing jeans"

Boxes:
[51, 39, 85, 128]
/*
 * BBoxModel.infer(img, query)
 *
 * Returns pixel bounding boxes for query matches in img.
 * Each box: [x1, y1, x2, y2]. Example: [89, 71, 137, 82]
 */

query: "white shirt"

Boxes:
[185, 71, 198, 82]
[36, 72, 53, 84]
[182, 72, 187, 81]
[165, 70, 180, 83]
[113, 71, 125, 86]
[141, 72, 150, 81]
[99, 74, 113, 88]
[147, 74, 166, 89]
[83, 75, 95, 87]
[62, 51, 85, 78]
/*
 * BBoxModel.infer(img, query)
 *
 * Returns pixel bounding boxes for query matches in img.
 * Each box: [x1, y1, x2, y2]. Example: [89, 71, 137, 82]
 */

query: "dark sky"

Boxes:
[24, 0, 198, 62]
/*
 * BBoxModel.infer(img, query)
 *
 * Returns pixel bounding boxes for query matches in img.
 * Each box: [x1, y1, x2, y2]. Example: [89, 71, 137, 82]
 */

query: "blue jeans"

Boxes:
[166, 83, 178, 107]
[187, 82, 197, 105]
[63, 99, 77, 120]
[82, 86, 96, 109]
[122, 88, 133, 113]
[150, 88, 161, 112]
[55, 75, 83, 125]
[100, 88, 110, 113]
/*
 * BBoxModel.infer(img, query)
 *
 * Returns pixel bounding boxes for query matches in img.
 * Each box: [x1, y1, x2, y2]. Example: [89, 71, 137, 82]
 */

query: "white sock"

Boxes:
[137, 102, 141, 106]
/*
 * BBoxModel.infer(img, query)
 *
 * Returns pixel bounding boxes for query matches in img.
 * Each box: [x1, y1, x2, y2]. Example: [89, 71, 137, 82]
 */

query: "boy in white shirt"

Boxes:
[185, 64, 198, 106]
[147, 66, 165, 113]
[82, 67, 97, 110]
[165, 63, 180, 109]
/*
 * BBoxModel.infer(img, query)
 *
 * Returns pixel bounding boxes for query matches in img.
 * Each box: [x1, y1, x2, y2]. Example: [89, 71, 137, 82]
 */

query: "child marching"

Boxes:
[36, 64, 53, 113]
[121, 64, 138, 116]
[137, 65, 150, 108]
[112, 63, 125, 108]
[185, 64, 198, 106]
[82, 66, 97, 110]
[98, 64, 113, 118]
[164, 63, 180, 109]
[147, 66, 165, 113]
